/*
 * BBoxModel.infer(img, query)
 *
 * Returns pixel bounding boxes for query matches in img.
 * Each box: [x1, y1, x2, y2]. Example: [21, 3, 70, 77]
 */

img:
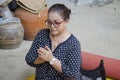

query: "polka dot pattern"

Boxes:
[25, 29, 82, 80]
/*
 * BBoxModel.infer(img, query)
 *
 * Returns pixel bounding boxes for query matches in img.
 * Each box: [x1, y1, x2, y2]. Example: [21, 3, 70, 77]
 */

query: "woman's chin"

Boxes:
[51, 32, 59, 36]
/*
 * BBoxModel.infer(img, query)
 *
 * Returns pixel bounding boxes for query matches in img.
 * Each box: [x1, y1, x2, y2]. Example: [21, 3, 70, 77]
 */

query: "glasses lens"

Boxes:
[45, 20, 51, 27]
[45, 20, 64, 27]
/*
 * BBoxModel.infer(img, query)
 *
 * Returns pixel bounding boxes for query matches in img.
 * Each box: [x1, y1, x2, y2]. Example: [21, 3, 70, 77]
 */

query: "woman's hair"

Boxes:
[48, 3, 71, 20]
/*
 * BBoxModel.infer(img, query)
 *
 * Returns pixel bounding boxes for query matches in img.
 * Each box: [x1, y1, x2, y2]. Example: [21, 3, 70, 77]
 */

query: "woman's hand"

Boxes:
[34, 56, 45, 64]
[38, 46, 62, 72]
[37, 46, 54, 62]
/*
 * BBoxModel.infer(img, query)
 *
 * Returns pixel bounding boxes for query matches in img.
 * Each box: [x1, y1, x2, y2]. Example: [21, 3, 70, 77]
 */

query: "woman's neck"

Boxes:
[50, 29, 71, 51]
[50, 29, 71, 44]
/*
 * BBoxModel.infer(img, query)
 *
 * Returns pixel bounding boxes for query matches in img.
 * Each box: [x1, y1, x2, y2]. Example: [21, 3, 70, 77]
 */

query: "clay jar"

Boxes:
[0, 17, 24, 49]
[15, 8, 48, 40]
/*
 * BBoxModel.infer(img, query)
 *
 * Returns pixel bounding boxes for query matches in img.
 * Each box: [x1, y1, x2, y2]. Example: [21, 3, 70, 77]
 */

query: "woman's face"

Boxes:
[47, 11, 68, 36]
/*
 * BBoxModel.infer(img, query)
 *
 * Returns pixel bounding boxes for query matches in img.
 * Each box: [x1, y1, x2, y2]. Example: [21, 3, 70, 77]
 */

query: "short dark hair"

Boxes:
[48, 3, 71, 20]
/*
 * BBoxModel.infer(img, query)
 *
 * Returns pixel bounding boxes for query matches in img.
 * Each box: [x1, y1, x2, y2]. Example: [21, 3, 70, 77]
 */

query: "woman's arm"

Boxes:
[34, 56, 45, 64]
[61, 43, 81, 79]
[25, 31, 43, 67]
[49, 57, 62, 73]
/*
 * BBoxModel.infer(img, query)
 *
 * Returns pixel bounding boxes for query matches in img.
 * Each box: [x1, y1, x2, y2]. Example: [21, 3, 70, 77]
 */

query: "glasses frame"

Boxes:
[45, 19, 64, 28]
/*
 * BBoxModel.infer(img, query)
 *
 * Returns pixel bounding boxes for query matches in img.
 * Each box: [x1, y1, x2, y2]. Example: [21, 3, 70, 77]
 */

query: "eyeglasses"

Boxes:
[45, 19, 64, 28]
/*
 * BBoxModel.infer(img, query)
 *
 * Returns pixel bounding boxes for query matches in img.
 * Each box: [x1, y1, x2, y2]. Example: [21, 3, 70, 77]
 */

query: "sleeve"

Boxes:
[25, 31, 42, 67]
[61, 42, 82, 79]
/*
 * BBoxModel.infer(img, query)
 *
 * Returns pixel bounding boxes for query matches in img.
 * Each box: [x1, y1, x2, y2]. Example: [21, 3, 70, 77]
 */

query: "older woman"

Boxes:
[25, 3, 82, 80]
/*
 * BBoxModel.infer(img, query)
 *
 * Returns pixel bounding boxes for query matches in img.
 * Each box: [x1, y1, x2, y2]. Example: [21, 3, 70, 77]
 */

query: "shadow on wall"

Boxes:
[69, 0, 115, 7]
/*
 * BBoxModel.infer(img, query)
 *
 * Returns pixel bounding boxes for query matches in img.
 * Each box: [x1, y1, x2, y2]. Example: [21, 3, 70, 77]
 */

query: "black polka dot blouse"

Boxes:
[25, 29, 82, 80]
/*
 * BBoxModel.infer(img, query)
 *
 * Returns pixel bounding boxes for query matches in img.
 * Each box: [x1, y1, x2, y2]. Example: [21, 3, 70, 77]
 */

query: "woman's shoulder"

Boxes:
[35, 28, 49, 39]
[65, 34, 80, 47]
[69, 34, 80, 43]
[36, 28, 49, 36]
[38, 28, 49, 34]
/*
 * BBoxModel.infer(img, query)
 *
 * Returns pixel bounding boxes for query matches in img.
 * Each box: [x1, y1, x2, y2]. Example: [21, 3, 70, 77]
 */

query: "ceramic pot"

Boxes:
[15, 8, 48, 40]
[0, 17, 24, 49]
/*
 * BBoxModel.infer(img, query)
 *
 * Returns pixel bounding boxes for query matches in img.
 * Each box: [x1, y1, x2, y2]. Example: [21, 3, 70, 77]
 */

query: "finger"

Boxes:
[37, 47, 46, 55]
[37, 49, 46, 55]
[38, 54, 41, 57]
[37, 48, 43, 53]
[40, 52, 46, 57]
[40, 54, 47, 60]
[39, 54, 44, 59]
[44, 46, 51, 51]
[39, 47, 48, 53]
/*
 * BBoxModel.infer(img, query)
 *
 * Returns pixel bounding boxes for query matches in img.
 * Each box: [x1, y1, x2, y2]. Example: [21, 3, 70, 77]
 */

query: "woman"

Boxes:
[25, 3, 82, 80]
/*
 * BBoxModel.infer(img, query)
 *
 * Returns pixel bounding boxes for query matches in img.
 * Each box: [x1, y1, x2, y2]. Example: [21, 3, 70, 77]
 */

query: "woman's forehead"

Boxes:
[48, 12, 63, 21]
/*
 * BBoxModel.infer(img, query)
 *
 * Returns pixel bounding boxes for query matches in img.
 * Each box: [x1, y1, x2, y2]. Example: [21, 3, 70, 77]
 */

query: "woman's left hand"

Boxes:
[37, 46, 54, 62]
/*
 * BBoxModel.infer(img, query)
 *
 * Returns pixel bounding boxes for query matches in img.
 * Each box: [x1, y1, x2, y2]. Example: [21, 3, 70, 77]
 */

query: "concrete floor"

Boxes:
[0, 0, 120, 80]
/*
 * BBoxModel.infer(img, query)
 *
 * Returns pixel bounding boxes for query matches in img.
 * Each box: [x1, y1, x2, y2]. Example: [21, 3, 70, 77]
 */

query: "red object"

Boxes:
[81, 51, 120, 79]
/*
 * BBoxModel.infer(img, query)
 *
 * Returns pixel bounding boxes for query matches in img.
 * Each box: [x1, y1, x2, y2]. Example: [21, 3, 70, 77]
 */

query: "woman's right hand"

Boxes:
[33, 51, 45, 64]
